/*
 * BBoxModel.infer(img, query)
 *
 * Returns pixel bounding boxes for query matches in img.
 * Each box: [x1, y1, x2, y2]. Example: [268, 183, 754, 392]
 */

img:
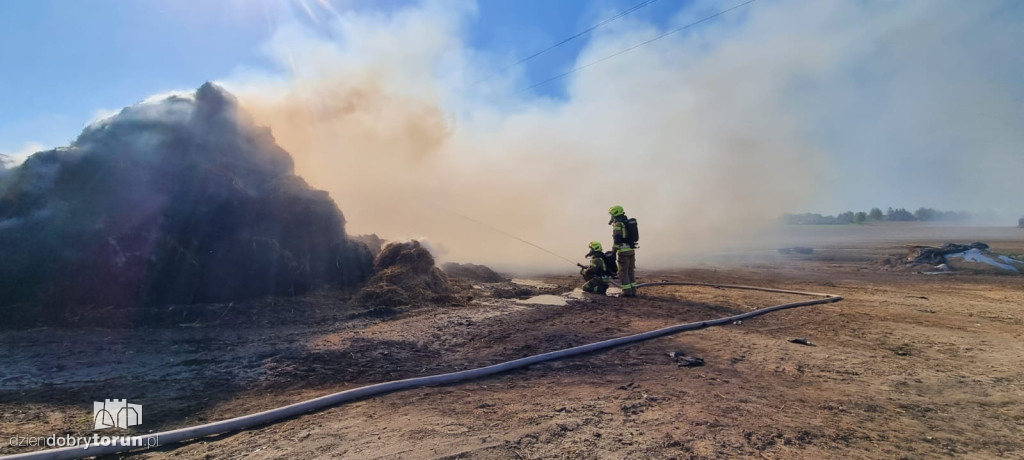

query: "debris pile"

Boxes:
[909, 242, 1024, 274]
[356, 240, 451, 307]
[441, 262, 507, 283]
[0, 83, 373, 320]
[911, 242, 990, 265]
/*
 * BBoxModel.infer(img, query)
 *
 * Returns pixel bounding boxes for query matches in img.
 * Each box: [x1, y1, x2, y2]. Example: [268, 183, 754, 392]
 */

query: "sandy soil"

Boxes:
[2, 230, 1023, 459]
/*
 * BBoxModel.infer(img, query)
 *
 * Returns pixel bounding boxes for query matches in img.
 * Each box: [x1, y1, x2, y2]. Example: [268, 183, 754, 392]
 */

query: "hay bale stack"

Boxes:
[0, 83, 373, 321]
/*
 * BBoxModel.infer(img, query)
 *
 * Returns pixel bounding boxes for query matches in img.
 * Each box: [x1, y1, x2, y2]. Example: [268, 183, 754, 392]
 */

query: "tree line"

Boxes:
[781, 207, 973, 225]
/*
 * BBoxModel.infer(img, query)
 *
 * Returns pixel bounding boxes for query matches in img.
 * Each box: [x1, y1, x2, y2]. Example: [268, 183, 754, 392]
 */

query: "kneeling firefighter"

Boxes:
[609, 205, 639, 297]
[578, 241, 612, 294]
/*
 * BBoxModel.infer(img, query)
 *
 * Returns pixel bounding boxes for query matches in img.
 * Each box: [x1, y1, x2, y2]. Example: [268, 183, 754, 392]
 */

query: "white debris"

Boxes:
[998, 255, 1021, 265]
[947, 248, 1020, 272]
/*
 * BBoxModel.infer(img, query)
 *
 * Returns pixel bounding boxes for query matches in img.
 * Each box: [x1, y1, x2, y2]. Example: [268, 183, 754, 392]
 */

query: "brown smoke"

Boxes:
[227, 0, 1023, 272]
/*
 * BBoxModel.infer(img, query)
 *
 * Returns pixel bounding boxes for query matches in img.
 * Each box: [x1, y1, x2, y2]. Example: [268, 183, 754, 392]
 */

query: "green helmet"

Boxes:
[589, 241, 603, 252]
[608, 205, 625, 217]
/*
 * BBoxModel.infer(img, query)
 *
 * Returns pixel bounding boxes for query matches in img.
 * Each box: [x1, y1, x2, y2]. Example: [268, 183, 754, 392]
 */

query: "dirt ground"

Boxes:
[2, 231, 1023, 459]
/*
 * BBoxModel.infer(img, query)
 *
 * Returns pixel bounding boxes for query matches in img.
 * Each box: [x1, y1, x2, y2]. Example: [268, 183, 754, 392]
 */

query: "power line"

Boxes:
[478, 0, 661, 83]
[510, 0, 660, 69]
[520, 0, 757, 94]
[440, 206, 578, 266]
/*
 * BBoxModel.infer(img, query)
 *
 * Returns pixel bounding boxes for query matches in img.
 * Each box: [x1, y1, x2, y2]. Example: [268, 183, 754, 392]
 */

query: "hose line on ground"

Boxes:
[4, 282, 841, 460]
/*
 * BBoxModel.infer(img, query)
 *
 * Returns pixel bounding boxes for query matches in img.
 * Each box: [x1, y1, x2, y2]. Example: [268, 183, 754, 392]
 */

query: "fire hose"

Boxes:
[5, 282, 841, 460]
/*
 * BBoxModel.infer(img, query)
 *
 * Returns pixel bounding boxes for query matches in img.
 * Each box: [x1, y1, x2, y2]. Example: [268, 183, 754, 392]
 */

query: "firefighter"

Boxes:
[579, 241, 610, 294]
[609, 205, 637, 297]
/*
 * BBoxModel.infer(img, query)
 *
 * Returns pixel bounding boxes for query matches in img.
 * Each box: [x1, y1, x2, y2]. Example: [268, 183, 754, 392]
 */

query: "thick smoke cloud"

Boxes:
[0, 142, 46, 171]
[0, 83, 373, 316]
[228, 0, 1023, 272]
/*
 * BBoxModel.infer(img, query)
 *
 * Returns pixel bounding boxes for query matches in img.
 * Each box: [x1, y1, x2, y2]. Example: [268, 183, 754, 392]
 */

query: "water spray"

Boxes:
[439, 206, 579, 267]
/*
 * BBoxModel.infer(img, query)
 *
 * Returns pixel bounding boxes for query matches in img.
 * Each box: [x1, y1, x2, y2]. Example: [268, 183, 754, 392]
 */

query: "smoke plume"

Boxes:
[224, 0, 1024, 272]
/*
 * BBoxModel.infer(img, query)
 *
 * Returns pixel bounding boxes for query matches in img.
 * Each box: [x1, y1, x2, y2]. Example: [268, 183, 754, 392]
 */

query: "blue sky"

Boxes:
[0, 0, 682, 157]
[3, 0, 1020, 219]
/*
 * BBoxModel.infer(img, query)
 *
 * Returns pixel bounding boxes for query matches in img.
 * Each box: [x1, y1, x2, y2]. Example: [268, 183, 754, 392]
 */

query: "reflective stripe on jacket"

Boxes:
[612, 219, 634, 253]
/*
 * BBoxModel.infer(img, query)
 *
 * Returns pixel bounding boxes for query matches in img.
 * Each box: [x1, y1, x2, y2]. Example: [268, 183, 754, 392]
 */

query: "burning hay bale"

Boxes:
[356, 240, 451, 307]
[0, 83, 373, 323]
[440, 262, 507, 283]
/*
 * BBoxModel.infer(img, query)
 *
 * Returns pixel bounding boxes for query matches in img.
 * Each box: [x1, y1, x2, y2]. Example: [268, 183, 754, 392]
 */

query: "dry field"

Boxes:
[2, 225, 1022, 459]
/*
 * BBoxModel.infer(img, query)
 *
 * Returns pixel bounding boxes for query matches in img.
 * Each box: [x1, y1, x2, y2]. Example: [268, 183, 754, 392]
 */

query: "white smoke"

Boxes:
[0, 142, 47, 169]
[218, 0, 1024, 272]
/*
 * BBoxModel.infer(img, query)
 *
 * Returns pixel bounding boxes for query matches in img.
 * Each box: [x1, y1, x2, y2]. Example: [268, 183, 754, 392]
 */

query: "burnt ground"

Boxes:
[2, 237, 1023, 459]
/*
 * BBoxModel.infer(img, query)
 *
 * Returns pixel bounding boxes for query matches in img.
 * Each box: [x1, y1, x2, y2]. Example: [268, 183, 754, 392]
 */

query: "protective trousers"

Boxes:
[582, 278, 609, 294]
[617, 250, 637, 296]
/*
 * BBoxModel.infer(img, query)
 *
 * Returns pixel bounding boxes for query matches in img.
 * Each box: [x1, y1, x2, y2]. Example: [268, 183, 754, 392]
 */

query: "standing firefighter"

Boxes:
[609, 205, 638, 297]
[578, 241, 610, 294]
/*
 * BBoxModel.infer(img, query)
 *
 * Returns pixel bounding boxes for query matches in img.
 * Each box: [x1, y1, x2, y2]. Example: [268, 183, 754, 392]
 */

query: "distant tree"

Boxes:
[781, 213, 841, 225]
[1019, 217, 1024, 228]
[886, 207, 916, 221]
[914, 207, 938, 221]
[783, 207, 972, 225]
